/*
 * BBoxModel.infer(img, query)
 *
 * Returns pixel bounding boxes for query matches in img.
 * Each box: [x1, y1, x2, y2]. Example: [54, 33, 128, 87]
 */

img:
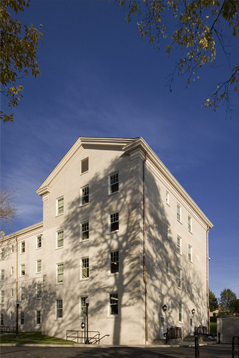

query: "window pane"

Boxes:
[110, 212, 119, 232]
[110, 293, 118, 315]
[58, 197, 64, 215]
[57, 299, 63, 318]
[57, 231, 64, 247]
[110, 173, 119, 193]
[111, 251, 119, 273]
[81, 296, 88, 317]
[82, 186, 89, 204]
[57, 264, 64, 283]
[82, 222, 89, 240]
[82, 258, 89, 278]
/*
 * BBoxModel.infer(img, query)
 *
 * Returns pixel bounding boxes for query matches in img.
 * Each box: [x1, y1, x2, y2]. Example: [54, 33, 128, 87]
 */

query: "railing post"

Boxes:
[232, 336, 239, 358]
[195, 335, 200, 358]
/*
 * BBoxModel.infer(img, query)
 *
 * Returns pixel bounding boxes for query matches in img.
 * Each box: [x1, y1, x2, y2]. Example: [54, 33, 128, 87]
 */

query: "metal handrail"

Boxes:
[66, 330, 100, 344]
[90, 334, 110, 344]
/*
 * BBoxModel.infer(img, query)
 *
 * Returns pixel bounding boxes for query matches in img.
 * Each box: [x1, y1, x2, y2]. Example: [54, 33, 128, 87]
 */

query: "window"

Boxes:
[10, 312, 14, 321]
[166, 226, 170, 240]
[1, 314, 3, 326]
[81, 185, 89, 205]
[110, 212, 119, 232]
[21, 311, 24, 325]
[81, 258, 89, 279]
[188, 216, 192, 232]
[177, 204, 181, 222]
[166, 191, 170, 205]
[1, 291, 4, 303]
[36, 235, 42, 249]
[109, 293, 118, 315]
[177, 268, 182, 289]
[11, 288, 14, 297]
[57, 263, 64, 283]
[81, 157, 89, 174]
[1, 270, 4, 280]
[57, 197, 64, 215]
[11, 267, 14, 275]
[81, 221, 89, 240]
[36, 310, 41, 325]
[1, 249, 5, 260]
[11, 245, 14, 253]
[36, 283, 42, 299]
[177, 236, 182, 254]
[20, 264, 25, 276]
[36, 260, 41, 273]
[166, 262, 170, 275]
[80, 296, 88, 317]
[179, 303, 183, 322]
[110, 251, 119, 274]
[188, 245, 192, 262]
[109, 172, 119, 194]
[56, 299, 63, 319]
[21, 241, 25, 253]
[57, 230, 64, 248]
[21, 287, 25, 301]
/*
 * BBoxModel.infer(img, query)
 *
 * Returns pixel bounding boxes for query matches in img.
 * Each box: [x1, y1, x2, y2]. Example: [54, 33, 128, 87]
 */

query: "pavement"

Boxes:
[0, 342, 236, 358]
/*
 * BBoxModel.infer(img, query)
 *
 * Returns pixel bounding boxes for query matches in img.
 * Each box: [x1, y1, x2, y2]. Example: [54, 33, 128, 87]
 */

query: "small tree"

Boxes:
[231, 298, 239, 314]
[219, 288, 237, 313]
[0, 188, 17, 231]
[0, 0, 43, 122]
[209, 289, 218, 312]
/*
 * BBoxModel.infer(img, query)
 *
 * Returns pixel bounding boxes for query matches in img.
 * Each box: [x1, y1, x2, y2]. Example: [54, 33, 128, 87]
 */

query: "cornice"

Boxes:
[2, 222, 43, 242]
[124, 137, 213, 229]
[36, 136, 136, 196]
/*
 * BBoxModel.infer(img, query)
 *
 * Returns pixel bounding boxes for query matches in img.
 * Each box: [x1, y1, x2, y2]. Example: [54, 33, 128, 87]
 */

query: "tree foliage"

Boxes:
[219, 288, 237, 312]
[0, 188, 17, 230]
[209, 289, 218, 311]
[0, 0, 43, 122]
[115, 0, 239, 114]
[231, 298, 239, 314]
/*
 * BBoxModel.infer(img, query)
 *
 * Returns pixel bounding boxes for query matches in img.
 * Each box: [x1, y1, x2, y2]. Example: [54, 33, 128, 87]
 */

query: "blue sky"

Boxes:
[1, 0, 239, 300]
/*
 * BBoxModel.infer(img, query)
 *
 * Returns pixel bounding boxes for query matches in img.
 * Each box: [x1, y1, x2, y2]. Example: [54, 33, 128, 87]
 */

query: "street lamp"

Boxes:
[16, 300, 20, 338]
[85, 298, 89, 344]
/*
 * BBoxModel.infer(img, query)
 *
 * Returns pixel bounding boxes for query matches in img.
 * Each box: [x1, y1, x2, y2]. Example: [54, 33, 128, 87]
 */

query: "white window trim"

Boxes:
[177, 267, 182, 289]
[166, 191, 170, 206]
[36, 310, 41, 325]
[81, 157, 89, 175]
[108, 293, 119, 317]
[188, 215, 192, 233]
[109, 250, 119, 275]
[177, 204, 182, 223]
[20, 241, 25, 254]
[20, 264, 25, 276]
[179, 303, 183, 323]
[80, 257, 89, 280]
[56, 230, 64, 249]
[80, 221, 89, 241]
[80, 185, 89, 206]
[108, 172, 119, 195]
[56, 263, 64, 284]
[56, 196, 64, 216]
[56, 299, 63, 319]
[109, 211, 119, 233]
[36, 235, 42, 249]
[36, 260, 42, 273]
[177, 235, 182, 255]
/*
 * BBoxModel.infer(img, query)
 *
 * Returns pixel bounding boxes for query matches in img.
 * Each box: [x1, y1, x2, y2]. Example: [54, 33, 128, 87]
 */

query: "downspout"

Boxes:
[206, 226, 209, 333]
[143, 153, 148, 344]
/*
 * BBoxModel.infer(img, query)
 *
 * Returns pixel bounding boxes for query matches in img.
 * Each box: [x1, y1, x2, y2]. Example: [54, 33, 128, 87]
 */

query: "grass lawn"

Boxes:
[0, 332, 77, 345]
[210, 321, 217, 334]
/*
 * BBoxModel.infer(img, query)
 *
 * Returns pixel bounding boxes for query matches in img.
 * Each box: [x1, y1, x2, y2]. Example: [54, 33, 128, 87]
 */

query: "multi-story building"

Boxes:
[0, 137, 213, 345]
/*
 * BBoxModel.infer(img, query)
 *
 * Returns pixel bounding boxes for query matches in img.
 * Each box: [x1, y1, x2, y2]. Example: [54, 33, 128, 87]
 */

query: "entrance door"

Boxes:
[160, 316, 165, 339]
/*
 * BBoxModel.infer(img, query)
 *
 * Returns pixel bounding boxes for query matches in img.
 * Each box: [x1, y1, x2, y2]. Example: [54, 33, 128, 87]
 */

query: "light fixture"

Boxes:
[192, 308, 195, 315]
[162, 304, 167, 312]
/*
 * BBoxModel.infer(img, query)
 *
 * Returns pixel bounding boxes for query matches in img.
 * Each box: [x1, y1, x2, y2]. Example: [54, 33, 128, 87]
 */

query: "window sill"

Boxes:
[177, 220, 182, 225]
[108, 315, 118, 318]
[108, 191, 119, 197]
[80, 278, 89, 281]
[80, 171, 89, 176]
[176, 252, 182, 256]
[56, 283, 64, 285]
[56, 246, 64, 250]
[166, 203, 170, 207]
[188, 230, 193, 235]
[56, 213, 64, 218]
[80, 238, 89, 243]
[109, 230, 119, 234]
[108, 272, 119, 276]
[80, 203, 90, 208]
